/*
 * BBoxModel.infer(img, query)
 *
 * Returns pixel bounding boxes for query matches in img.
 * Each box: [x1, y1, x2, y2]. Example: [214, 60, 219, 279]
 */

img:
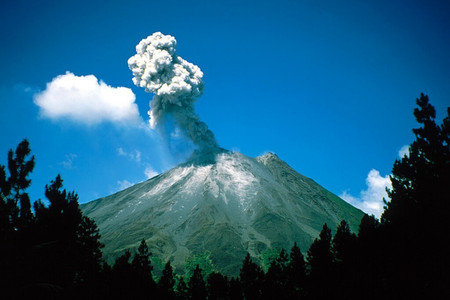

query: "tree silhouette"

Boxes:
[0, 139, 35, 296]
[188, 264, 207, 300]
[31, 175, 104, 291]
[306, 223, 333, 298]
[263, 248, 289, 299]
[380, 94, 450, 297]
[228, 277, 242, 300]
[331, 220, 357, 298]
[176, 275, 189, 300]
[6, 139, 35, 230]
[307, 224, 333, 275]
[132, 239, 155, 282]
[332, 220, 357, 264]
[239, 253, 264, 300]
[207, 271, 229, 300]
[158, 261, 176, 299]
[109, 250, 134, 297]
[286, 242, 306, 298]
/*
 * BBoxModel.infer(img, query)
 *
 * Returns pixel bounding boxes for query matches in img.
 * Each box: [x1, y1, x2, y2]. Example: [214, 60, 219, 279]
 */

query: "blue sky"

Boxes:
[1, 0, 449, 217]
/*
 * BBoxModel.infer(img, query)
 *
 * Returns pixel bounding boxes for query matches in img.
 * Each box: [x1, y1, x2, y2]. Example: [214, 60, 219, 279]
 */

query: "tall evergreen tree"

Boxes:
[76, 216, 104, 283]
[158, 261, 176, 299]
[0, 140, 35, 295]
[188, 265, 207, 300]
[228, 277, 242, 300]
[239, 253, 264, 300]
[0, 139, 35, 237]
[286, 243, 306, 298]
[109, 250, 135, 297]
[132, 239, 154, 283]
[207, 271, 229, 300]
[380, 94, 450, 297]
[176, 275, 189, 300]
[263, 248, 289, 299]
[6, 139, 35, 230]
[331, 220, 358, 298]
[32, 175, 104, 289]
[307, 223, 333, 275]
[332, 220, 357, 264]
[306, 223, 333, 298]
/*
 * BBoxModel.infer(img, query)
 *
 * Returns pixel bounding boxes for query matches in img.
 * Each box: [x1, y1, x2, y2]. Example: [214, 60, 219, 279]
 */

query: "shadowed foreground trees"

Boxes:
[0, 140, 104, 298]
[0, 94, 448, 298]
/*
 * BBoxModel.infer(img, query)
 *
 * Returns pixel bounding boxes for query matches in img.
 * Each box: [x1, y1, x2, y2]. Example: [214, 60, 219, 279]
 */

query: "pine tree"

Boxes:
[176, 275, 189, 300]
[331, 220, 357, 298]
[132, 239, 154, 280]
[228, 277, 242, 300]
[263, 248, 289, 299]
[380, 94, 450, 297]
[110, 250, 135, 297]
[32, 175, 104, 289]
[0, 140, 39, 295]
[306, 223, 333, 298]
[187, 265, 207, 300]
[332, 220, 357, 264]
[207, 271, 229, 300]
[286, 243, 306, 298]
[307, 223, 333, 275]
[357, 214, 380, 241]
[158, 261, 176, 299]
[239, 253, 264, 300]
[0, 139, 35, 238]
[76, 216, 104, 284]
[6, 139, 35, 230]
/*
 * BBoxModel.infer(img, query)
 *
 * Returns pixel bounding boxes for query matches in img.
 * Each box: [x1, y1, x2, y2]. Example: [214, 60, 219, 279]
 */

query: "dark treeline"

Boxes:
[1, 94, 449, 299]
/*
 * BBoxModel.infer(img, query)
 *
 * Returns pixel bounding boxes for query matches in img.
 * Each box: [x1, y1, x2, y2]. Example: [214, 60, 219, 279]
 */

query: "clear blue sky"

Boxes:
[1, 0, 449, 217]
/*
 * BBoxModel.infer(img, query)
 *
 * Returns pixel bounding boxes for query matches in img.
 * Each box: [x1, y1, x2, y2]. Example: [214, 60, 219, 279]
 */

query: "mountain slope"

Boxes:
[81, 151, 364, 275]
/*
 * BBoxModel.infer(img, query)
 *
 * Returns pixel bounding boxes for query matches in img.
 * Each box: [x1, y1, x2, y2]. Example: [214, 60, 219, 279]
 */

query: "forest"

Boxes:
[1, 94, 449, 299]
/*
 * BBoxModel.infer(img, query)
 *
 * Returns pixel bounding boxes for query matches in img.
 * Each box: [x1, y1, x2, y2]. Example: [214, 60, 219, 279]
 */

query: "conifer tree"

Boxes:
[332, 220, 357, 264]
[306, 223, 333, 298]
[176, 275, 189, 300]
[0, 139, 35, 236]
[239, 253, 264, 300]
[207, 271, 229, 300]
[307, 223, 333, 275]
[158, 261, 176, 299]
[132, 239, 154, 281]
[380, 94, 450, 297]
[262, 248, 289, 299]
[0, 140, 35, 295]
[228, 277, 242, 300]
[286, 243, 306, 298]
[110, 250, 135, 297]
[331, 220, 357, 298]
[6, 139, 35, 230]
[33, 175, 104, 289]
[188, 265, 207, 300]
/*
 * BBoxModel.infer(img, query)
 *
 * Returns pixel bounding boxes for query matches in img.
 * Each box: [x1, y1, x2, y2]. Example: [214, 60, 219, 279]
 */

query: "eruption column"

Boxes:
[128, 32, 218, 153]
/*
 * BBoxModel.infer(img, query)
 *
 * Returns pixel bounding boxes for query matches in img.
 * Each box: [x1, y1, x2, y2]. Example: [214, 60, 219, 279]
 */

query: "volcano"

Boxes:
[81, 150, 364, 275]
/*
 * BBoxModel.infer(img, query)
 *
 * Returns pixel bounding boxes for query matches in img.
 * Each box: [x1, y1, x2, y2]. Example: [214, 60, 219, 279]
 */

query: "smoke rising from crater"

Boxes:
[128, 32, 218, 152]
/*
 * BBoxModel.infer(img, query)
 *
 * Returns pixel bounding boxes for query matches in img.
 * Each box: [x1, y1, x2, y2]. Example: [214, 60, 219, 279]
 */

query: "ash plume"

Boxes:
[128, 32, 218, 153]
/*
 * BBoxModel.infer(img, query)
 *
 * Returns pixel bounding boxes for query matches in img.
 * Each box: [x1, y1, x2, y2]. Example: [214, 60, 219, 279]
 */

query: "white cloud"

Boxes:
[117, 147, 141, 162]
[34, 72, 141, 125]
[117, 179, 133, 190]
[340, 169, 391, 219]
[59, 153, 77, 169]
[144, 166, 159, 179]
[398, 145, 409, 158]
